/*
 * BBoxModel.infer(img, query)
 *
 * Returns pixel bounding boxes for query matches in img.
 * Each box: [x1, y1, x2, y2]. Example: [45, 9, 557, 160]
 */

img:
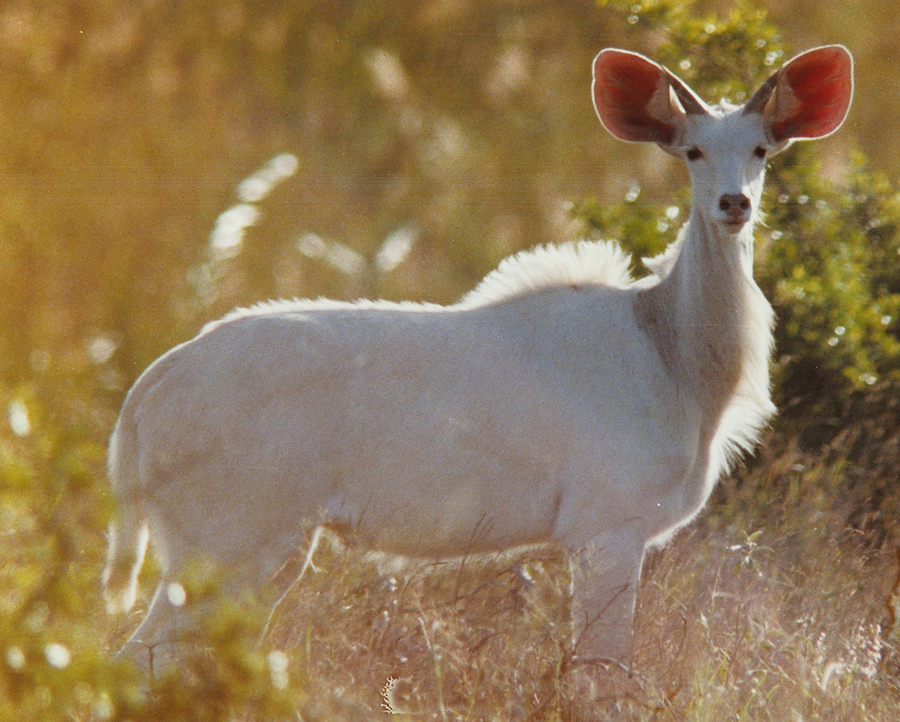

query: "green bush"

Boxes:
[762, 150, 900, 411]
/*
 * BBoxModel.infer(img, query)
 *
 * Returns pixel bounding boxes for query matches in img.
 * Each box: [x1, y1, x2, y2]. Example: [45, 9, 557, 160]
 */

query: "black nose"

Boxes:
[719, 194, 751, 213]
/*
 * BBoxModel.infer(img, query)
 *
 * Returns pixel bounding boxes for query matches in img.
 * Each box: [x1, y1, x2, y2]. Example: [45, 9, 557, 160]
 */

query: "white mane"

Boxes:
[207, 240, 643, 332]
[460, 240, 636, 307]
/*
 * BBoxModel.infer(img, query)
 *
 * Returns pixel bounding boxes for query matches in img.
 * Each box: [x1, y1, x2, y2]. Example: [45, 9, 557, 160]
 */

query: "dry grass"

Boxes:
[247, 429, 900, 721]
[98, 409, 900, 721]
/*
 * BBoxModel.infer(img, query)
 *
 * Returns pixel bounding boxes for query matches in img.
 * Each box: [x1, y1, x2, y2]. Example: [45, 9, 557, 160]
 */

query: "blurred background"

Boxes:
[1, 0, 897, 397]
[3, 2, 900, 718]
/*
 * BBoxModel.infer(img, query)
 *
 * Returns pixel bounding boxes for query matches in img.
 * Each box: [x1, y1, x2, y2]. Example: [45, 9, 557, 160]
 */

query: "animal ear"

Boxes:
[746, 45, 854, 142]
[592, 49, 708, 148]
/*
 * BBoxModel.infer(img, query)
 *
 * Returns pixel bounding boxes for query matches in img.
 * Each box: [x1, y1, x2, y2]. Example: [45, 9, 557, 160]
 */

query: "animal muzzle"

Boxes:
[717, 193, 752, 228]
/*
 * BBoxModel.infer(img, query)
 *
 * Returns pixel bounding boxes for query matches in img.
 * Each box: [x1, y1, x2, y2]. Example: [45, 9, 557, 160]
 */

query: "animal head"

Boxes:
[592, 46, 854, 234]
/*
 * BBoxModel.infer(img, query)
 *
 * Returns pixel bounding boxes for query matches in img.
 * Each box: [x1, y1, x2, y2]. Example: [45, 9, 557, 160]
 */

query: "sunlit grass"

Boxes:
[5, 384, 898, 720]
[247, 433, 900, 721]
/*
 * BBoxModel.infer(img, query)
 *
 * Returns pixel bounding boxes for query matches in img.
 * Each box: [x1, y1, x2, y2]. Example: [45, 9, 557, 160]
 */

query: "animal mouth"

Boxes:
[722, 218, 749, 232]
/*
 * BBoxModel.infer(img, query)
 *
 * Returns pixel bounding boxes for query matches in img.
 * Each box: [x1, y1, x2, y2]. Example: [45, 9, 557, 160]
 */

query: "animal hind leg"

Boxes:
[116, 581, 189, 676]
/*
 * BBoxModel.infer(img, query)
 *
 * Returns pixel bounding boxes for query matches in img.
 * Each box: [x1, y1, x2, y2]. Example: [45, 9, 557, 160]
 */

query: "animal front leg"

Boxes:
[568, 534, 645, 665]
[260, 524, 326, 643]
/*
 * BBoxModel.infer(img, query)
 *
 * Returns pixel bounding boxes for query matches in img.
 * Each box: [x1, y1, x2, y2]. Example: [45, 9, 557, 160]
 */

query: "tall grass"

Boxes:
[8, 357, 897, 722]
[8, 318, 896, 722]
[222, 423, 900, 721]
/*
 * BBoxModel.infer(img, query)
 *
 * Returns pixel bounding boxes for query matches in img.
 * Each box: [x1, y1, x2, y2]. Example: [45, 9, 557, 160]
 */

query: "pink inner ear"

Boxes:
[594, 51, 673, 143]
[597, 53, 662, 107]
[777, 48, 853, 140]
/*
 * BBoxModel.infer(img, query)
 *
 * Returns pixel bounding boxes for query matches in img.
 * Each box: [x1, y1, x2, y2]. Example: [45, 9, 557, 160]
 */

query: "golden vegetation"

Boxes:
[2, 1, 899, 719]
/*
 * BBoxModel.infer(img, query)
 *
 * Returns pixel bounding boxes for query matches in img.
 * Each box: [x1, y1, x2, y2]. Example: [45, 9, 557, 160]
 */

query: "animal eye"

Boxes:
[754, 145, 767, 159]
[686, 147, 704, 161]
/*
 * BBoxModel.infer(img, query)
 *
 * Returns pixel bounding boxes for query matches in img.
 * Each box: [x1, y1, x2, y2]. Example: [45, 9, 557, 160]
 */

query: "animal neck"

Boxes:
[636, 208, 774, 424]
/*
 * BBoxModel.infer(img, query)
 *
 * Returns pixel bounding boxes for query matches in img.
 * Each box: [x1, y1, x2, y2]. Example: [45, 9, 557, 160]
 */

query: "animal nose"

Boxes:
[718, 194, 751, 218]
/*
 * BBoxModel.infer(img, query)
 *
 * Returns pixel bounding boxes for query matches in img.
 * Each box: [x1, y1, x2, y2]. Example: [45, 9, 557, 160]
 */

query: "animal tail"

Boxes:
[102, 412, 150, 614]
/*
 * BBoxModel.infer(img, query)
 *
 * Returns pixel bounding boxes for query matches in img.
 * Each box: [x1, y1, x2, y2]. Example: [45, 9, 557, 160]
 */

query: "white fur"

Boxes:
[104, 46, 852, 672]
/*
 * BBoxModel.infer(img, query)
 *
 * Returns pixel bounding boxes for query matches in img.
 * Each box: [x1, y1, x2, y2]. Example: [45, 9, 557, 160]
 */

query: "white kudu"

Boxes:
[104, 46, 853, 673]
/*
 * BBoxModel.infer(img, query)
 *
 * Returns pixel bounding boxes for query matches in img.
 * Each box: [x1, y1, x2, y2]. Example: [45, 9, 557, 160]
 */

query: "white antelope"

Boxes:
[104, 46, 853, 672]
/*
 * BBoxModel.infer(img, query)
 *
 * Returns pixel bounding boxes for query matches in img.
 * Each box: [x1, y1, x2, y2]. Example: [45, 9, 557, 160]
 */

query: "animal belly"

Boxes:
[324, 462, 562, 558]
